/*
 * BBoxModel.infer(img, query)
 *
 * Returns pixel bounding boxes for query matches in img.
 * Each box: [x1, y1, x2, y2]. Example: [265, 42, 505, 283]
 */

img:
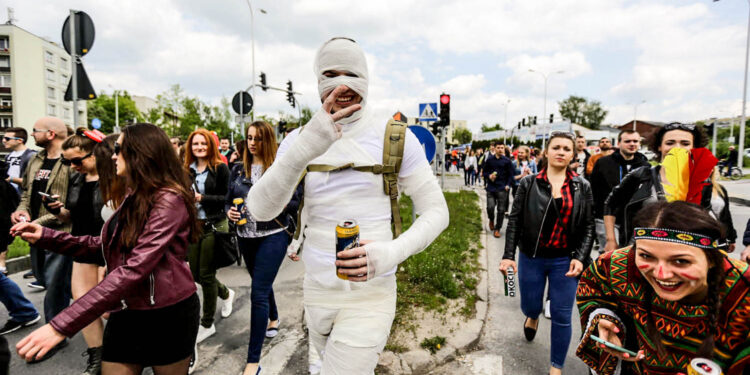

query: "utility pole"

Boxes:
[69, 9, 78, 129]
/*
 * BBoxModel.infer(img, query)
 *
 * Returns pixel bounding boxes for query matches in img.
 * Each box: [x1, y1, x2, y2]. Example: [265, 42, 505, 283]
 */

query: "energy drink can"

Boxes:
[335, 220, 360, 280]
[687, 358, 723, 375]
[504, 269, 516, 297]
[233, 198, 247, 226]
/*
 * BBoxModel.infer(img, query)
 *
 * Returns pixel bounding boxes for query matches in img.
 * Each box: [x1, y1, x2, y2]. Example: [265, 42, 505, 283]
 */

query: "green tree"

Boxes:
[557, 95, 608, 130]
[481, 123, 501, 132]
[452, 128, 472, 144]
[86, 91, 143, 134]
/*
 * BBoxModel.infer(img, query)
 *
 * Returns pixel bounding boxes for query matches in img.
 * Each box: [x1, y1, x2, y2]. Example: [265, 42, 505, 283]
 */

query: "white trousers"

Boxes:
[305, 305, 388, 375]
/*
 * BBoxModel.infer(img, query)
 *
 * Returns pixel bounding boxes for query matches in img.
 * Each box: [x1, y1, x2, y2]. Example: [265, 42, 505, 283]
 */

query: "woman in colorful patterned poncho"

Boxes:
[576, 201, 750, 375]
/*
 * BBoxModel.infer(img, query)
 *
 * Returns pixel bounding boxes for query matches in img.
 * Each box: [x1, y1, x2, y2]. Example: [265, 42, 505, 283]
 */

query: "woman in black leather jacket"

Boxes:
[499, 132, 594, 375]
[225, 121, 302, 375]
[602, 123, 710, 252]
[184, 128, 234, 344]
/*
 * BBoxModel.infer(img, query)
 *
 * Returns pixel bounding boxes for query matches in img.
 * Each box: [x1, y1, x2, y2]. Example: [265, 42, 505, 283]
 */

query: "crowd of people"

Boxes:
[0, 36, 749, 375]
[492, 125, 750, 374]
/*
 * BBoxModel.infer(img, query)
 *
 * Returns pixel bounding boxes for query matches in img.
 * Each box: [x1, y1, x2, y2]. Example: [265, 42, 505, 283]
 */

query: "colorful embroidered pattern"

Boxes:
[576, 247, 750, 375]
[633, 227, 719, 250]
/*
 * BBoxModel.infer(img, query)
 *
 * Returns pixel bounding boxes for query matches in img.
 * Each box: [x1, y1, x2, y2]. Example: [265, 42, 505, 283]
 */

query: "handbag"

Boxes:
[211, 222, 241, 268]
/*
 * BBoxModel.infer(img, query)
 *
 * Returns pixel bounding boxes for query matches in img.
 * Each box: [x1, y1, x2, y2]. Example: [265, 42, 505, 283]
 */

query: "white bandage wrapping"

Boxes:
[365, 164, 449, 278]
[314, 38, 368, 125]
[246, 110, 340, 222]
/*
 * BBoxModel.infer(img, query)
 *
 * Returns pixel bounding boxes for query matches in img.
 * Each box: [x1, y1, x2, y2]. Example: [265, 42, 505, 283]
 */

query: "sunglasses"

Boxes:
[114, 142, 121, 156]
[2, 136, 22, 141]
[664, 122, 696, 131]
[61, 152, 93, 166]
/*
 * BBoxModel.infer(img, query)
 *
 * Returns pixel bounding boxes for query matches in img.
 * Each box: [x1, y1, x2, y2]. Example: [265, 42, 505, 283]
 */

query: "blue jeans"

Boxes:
[518, 252, 578, 369]
[238, 231, 289, 363]
[0, 272, 38, 323]
[41, 250, 73, 322]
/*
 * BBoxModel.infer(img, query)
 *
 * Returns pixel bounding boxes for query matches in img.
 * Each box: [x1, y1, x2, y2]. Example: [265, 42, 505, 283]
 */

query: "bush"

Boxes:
[7, 237, 29, 259]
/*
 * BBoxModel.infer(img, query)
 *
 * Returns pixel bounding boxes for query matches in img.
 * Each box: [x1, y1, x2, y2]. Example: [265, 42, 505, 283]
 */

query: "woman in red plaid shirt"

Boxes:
[500, 132, 595, 375]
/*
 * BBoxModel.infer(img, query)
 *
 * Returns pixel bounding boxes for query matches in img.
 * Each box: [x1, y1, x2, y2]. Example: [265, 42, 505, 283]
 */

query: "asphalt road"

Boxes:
[2, 174, 749, 374]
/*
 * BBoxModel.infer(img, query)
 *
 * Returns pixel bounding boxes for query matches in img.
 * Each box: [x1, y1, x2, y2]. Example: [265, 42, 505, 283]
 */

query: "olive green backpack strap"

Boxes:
[383, 119, 407, 238]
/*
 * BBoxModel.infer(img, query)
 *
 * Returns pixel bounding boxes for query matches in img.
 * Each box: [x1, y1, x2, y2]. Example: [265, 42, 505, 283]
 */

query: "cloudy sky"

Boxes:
[7, 0, 750, 133]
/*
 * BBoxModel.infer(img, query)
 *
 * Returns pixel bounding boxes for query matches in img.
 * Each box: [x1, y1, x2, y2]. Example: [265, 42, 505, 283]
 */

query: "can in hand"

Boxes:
[504, 269, 516, 297]
[687, 358, 723, 375]
[335, 220, 360, 280]
[233, 198, 247, 226]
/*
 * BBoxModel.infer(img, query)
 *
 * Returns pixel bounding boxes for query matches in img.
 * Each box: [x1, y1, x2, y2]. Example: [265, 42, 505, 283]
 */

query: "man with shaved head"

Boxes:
[10, 117, 72, 362]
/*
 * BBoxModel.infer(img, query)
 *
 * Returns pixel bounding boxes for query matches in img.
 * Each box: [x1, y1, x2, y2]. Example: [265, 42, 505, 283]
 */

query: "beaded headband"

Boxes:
[633, 227, 719, 250]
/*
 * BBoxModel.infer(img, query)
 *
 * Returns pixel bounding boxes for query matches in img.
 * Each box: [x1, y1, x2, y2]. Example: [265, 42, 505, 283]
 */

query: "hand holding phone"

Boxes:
[593, 319, 645, 362]
[38, 192, 57, 202]
[590, 335, 638, 357]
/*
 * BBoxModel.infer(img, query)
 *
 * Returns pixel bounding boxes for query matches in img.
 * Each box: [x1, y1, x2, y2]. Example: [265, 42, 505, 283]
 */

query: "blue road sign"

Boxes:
[408, 125, 436, 163]
[418, 103, 438, 122]
[91, 118, 101, 129]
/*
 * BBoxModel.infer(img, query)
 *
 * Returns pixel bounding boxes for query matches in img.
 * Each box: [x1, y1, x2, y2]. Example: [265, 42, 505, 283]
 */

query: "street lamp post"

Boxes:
[502, 98, 510, 143]
[528, 69, 564, 149]
[108, 84, 119, 133]
[740, 0, 750, 168]
[632, 99, 645, 131]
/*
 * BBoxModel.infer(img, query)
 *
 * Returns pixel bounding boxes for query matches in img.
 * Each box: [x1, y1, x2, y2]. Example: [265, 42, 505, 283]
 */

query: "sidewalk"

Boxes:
[722, 178, 750, 206]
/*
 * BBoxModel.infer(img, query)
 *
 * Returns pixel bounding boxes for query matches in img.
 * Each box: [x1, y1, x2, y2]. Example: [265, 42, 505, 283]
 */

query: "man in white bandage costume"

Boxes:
[247, 37, 449, 374]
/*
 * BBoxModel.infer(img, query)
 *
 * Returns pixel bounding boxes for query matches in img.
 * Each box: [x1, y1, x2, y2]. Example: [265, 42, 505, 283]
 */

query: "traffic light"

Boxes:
[533, 116, 537, 125]
[286, 81, 295, 108]
[517, 121, 521, 129]
[549, 114, 554, 123]
[704, 122, 715, 136]
[260, 72, 267, 91]
[521, 118, 526, 127]
[439, 93, 450, 127]
[278, 120, 287, 134]
[431, 121, 440, 136]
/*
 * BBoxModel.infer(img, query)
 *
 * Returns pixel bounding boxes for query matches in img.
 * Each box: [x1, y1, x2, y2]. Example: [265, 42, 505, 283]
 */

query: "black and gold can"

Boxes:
[335, 220, 360, 280]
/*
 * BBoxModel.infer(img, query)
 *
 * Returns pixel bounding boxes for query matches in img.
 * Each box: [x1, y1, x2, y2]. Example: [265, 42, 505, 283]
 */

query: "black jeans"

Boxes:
[486, 190, 508, 227]
[41, 250, 73, 322]
[0, 335, 8, 375]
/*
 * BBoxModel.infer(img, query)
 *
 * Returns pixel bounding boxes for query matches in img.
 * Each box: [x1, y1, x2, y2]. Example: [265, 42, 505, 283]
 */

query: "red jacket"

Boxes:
[37, 190, 197, 338]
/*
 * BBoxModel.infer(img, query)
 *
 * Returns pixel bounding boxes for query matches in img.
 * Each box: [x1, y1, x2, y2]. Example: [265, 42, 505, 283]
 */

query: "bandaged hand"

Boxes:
[289, 85, 362, 166]
[336, 239, 373, 282]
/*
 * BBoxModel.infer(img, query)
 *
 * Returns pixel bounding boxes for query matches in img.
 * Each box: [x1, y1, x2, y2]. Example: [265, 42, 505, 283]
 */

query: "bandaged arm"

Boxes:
[247, 110, 340, 221]
[365, 164, 449, 278]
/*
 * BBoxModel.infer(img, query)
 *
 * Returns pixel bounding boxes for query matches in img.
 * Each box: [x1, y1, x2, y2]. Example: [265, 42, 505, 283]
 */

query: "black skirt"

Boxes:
[102, 293, 200, 366]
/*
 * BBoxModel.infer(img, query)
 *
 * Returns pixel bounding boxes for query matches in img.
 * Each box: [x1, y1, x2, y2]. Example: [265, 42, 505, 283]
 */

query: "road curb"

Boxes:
[377, 188, 489, 374]
[7, 255, 30, 275]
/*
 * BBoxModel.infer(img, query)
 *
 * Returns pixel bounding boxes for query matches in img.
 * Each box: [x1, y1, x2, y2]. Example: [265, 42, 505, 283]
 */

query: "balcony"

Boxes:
[0, 87, 9, 94]
[0, 104, 10, 112]
[0, 48, 8, 55]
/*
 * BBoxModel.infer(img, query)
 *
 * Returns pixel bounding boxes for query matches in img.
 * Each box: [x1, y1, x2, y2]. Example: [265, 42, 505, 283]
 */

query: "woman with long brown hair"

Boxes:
[11, 123, 201, 374]
[184, 128, 234, 344]
[225, 121, 302, 375]
[577, 201, 750, 374]
[500, 132, 595, 375]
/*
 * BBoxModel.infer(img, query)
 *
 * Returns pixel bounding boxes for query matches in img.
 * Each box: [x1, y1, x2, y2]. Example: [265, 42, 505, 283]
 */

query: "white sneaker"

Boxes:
[221, 288, 235, 318]
[544, 299, 551, 319]
[196, 324, 216, 343]
[188, 343, 198, 374]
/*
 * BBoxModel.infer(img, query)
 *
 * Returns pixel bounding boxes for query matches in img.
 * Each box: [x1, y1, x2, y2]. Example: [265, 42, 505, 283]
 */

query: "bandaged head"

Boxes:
[314, 37, 368, 125]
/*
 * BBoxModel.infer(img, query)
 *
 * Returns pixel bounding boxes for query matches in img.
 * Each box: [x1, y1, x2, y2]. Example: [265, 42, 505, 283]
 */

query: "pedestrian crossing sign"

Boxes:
[419, 103, 438, 122]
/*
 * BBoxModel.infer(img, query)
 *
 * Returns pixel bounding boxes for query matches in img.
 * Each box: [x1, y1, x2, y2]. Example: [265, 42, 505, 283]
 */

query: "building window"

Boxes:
[64, 107, 71, 119]
[46, 69, 55, 82]
[47, 87, 55, 99]
[60, 57, 68, 69]
[60, 74, 68, 84]
[0, 75, 9, 87]
[0, 56, 8, 68]
[45, 51, 54, 64]
[0, 117, 11, 128]
[47, 104, 56, 116]
[0, 38, 8, 50]
[0, 98, 10, 106]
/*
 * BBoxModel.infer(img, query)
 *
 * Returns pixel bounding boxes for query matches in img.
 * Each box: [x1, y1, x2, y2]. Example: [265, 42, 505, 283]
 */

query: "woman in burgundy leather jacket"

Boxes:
[11, 123, 202, 374]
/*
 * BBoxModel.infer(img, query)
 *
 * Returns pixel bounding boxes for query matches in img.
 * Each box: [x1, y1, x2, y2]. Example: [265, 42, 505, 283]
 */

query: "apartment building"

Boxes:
[0, 22, 87, 136]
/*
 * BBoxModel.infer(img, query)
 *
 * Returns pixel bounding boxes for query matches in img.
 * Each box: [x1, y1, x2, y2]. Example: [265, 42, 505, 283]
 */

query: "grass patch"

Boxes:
[7, 237, 29, 259]
[392, 191, 482, 330]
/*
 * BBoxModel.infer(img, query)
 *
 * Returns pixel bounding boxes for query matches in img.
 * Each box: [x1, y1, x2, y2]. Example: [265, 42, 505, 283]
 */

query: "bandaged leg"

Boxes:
[305, 304, 391, 375]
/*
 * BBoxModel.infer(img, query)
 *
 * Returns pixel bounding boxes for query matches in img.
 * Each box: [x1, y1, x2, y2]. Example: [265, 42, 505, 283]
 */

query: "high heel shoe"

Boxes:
[523, 317, 538, 341]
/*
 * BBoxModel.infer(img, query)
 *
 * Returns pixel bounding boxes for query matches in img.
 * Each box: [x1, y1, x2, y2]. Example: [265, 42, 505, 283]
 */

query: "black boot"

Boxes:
[82, 346, 102, 375]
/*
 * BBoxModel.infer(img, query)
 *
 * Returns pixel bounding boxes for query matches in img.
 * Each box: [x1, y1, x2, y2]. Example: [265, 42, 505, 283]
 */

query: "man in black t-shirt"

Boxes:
[10, 117, 71, 363]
